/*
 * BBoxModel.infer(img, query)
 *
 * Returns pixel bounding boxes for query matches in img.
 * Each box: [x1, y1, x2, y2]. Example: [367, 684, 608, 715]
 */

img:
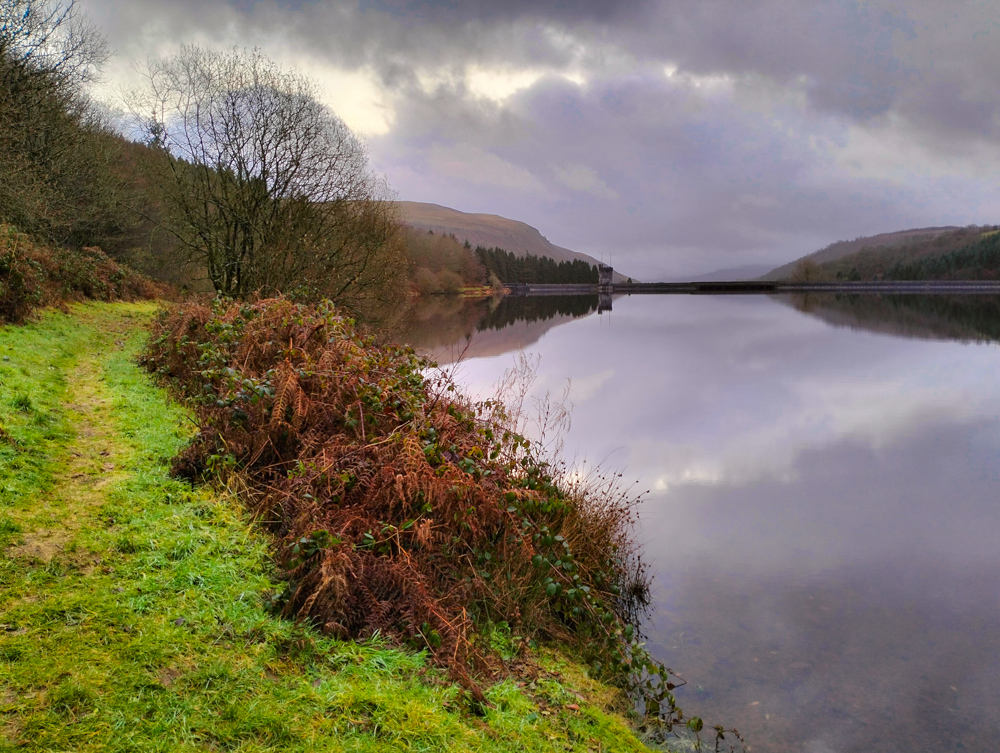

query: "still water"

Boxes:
[395, 293, 1000, 753]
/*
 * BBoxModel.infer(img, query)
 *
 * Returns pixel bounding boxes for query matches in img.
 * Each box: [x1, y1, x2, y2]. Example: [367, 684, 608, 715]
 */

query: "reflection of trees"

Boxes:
[784, 293, 1000, 343]
[381, 296, 490, 351]
[382, 294, 600, 353]
[478, 295, 598, 331]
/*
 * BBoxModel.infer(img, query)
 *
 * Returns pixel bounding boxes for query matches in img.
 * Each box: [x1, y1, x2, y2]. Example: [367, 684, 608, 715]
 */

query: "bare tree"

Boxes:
[129, 46, 404, 302]
[789, 257, 825, 283]
[0, 0, 129, 247]
[0, 0, 107, 88]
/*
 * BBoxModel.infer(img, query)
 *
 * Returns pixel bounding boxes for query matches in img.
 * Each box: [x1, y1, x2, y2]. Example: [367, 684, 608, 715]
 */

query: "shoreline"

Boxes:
[0, 302, 659, 752]
[502, 280, 1000, 296]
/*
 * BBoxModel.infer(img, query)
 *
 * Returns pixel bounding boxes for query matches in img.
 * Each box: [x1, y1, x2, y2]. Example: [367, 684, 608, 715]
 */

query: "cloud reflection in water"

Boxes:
[419, 293, 1000, 752]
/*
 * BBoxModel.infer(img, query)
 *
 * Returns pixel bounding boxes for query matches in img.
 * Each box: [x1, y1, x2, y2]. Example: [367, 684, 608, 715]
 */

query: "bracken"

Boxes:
[142, 298, 742, 749]
[0, 225, 166, 323]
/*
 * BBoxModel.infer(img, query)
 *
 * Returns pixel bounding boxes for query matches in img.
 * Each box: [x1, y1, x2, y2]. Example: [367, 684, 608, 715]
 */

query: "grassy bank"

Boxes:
[0, 302, 649, 752]
[0, 225, 164, 325]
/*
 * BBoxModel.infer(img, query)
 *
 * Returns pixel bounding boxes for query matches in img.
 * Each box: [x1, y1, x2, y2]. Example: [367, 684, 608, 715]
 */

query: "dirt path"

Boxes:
[0, 304, 651, 753]
[8, 353, 127, 565]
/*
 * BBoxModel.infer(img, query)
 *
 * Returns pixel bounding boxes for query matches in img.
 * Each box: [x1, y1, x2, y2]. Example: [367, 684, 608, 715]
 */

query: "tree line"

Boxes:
[0, 0, 405, 314]
[404, 229, 485, 294]
[795, 226, 1000, 283]
[1, 0, 605, 315]
[884, 231, 1000, 281]
[474, 246, 598, 284]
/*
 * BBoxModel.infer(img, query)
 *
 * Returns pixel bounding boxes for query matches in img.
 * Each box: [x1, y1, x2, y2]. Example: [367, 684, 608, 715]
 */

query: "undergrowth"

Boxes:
[0, 224, 165, 324]
[143, 297, 742, 750]
[0, 302, 656, 752]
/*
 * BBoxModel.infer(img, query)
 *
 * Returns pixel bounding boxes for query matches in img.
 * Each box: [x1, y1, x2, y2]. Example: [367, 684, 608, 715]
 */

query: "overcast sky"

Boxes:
[85, 0, 1000, 279]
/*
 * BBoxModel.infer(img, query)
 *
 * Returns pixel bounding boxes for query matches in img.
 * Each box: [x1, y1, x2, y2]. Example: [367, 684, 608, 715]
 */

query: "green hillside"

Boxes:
[767, 226, 1000, 282]
[398, 202, 631, 283]
[760, 227, 959, 281]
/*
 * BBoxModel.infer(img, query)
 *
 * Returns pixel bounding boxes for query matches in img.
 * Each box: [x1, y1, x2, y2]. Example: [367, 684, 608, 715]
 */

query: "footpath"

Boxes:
[0, 303, 646, 753]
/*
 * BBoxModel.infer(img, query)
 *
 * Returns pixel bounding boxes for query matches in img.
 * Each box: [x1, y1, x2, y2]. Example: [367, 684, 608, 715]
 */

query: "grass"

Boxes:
[0, 302, 649, 752]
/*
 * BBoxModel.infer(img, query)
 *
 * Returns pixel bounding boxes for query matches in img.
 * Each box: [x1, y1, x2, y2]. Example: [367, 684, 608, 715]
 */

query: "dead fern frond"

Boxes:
[143, 298, 651, 695]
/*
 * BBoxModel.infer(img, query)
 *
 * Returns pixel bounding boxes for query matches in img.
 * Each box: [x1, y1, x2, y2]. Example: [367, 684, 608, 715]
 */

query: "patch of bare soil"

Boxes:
[1, 688, 19, 743]
[5, 353, 128, 563]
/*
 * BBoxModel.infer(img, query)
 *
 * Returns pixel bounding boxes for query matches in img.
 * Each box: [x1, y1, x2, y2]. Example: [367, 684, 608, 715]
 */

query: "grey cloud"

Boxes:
[649, 1, 1000, 145]
[83, 0, 1000, 277]
[89, 0, 1000, 125]
[353, 0, 653, 24]
[264, 0, 1000, 149]
[372, 67, 946, 278]
[87, 0, 1000, 145]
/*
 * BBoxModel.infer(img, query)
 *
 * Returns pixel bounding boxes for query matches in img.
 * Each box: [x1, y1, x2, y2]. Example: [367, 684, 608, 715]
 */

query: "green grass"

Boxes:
[0, 303, 648, 752]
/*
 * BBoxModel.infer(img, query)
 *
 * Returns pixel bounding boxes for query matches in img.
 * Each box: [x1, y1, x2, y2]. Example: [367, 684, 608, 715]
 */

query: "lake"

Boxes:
[393, 292, 1000, 753]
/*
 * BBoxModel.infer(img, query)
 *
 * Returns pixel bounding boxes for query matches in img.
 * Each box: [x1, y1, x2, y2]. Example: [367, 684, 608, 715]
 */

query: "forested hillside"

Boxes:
[402, 227, 486, 294]
[767, 226, 1000, 282]
[475, 246, 598, 284]
[761, 227, 959, 281]
[398, 201, 630, 282]
[882, 230, 1000, 280]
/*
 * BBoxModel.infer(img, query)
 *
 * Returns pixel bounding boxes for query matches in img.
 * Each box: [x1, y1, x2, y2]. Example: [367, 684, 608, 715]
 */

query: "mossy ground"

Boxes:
[0, 302, 647, 752]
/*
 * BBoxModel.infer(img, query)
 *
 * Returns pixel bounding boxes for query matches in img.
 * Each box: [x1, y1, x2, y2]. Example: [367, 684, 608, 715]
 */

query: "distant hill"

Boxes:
[760, 227, 960, 281]
[687, 263, 775, 282]
[397, 201, 631, 282]
[764, 226, 1000, 282]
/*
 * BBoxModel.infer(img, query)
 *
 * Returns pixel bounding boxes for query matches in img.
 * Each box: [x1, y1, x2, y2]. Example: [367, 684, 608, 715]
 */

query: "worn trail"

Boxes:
[8, 352, 124, 564]
[0, 303, 647, 753]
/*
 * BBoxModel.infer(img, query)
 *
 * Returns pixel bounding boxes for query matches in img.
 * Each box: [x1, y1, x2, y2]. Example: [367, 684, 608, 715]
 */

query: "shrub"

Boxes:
[143, 301, 666, 697]
[144, 298, 741, 746]
[0, 241, 45, 323]
[0, 225, 165, 323]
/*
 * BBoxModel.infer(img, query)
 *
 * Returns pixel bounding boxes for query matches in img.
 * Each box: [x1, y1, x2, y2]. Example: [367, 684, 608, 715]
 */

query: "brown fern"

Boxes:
[142, 297, 648, 696]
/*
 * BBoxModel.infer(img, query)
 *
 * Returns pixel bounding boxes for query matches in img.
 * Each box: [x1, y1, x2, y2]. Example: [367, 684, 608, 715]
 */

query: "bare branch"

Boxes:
[125, 46, 405, 304]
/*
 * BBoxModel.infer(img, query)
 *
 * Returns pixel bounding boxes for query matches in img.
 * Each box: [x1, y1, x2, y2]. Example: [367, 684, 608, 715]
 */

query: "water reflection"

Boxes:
[644, 419, 1000, 752]
[785, 292, 1000, 344]
[388, 293, 599, 363]
[393, 293, 1000, 753]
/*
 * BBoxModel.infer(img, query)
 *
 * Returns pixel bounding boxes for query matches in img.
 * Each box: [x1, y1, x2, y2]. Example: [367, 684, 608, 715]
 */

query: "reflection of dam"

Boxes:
[501, 285, 614, 312]
[598, 289, 613, 313]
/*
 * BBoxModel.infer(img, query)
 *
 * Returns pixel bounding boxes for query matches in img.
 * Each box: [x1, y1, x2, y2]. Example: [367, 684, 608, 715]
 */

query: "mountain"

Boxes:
[397, 201, 631, 282]
[760, 227, 960, 281]
[686, 263, 775, 282]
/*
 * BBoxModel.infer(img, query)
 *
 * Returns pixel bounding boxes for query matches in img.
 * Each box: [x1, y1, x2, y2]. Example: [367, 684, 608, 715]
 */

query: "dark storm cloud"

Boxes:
[87, 0, 1000, 145]
[370, 67, 940, 277]
[241, 0, 1000, 147]
[83, 0, 1000, 277]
